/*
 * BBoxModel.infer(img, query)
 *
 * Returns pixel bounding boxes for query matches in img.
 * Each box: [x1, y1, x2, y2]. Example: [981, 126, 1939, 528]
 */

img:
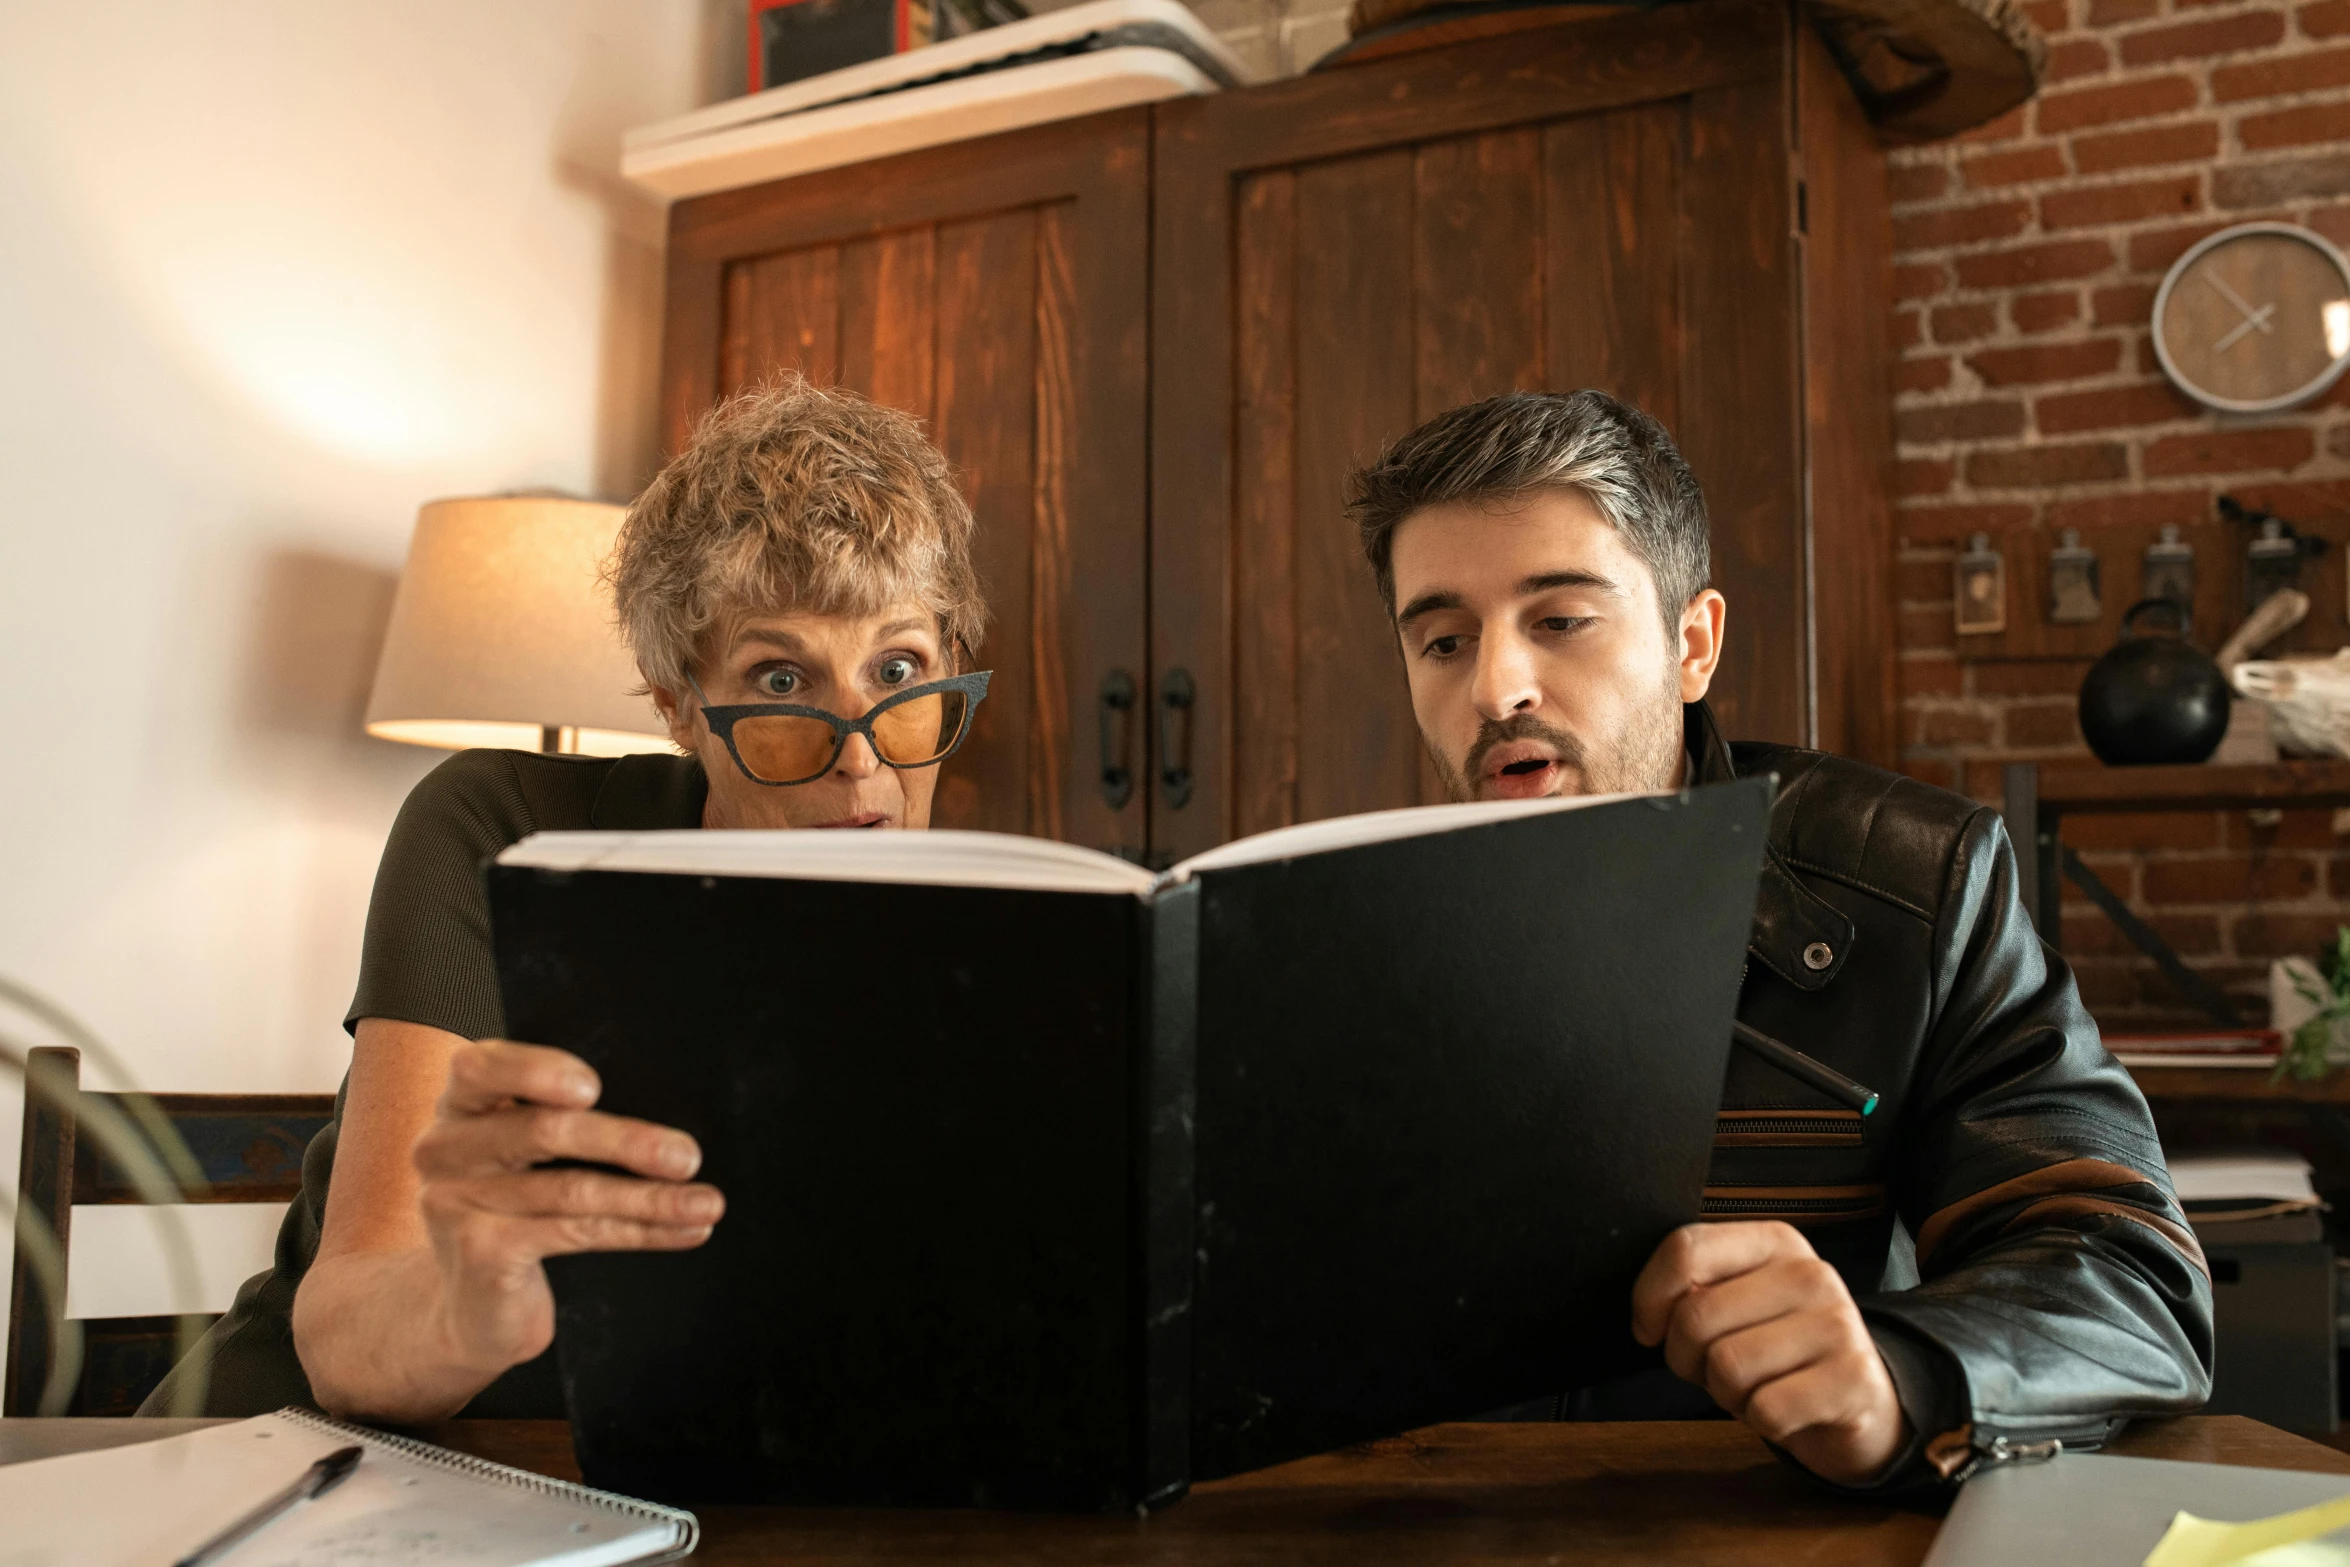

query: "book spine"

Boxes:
[1135, 881, 1198, 1508]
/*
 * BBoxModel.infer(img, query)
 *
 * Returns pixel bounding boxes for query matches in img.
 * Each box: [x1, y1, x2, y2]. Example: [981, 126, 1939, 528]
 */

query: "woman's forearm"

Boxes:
[291, 1247, 512, 1423]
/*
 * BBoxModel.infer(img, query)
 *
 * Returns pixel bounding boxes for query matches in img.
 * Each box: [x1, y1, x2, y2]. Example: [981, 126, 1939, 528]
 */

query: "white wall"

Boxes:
[0, 2, 727, 1314]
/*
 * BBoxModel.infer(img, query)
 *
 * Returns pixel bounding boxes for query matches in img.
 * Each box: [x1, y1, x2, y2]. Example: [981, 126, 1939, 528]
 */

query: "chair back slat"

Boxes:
[71, 1093, 334, 1205]
[5, 1048, 337, 1416]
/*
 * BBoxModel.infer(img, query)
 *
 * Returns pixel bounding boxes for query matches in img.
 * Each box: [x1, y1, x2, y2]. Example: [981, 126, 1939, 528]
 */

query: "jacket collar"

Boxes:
[1685, 699, 1738, 787]
[1685, 701, 1854, 992]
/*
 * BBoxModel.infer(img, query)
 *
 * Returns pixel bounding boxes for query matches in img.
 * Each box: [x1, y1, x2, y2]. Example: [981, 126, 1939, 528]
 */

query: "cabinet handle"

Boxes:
[1098, 670, 1136, 811]
[1158, 667, 1196, 811]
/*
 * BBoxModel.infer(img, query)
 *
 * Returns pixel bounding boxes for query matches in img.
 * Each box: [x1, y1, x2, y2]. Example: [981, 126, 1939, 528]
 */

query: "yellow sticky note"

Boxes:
[2144, 1492, 2350, 1567]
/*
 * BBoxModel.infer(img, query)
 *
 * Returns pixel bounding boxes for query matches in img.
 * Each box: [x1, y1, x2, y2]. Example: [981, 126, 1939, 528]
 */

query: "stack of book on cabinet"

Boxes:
[2104, 1029, 2282, 1070]
[2170, 1150, 2325, 1244]
[622, 0, 1249, 199]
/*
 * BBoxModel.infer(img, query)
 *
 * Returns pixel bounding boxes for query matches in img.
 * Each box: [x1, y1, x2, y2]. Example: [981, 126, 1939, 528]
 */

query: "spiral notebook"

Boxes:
[0, 1407, 696, 1567]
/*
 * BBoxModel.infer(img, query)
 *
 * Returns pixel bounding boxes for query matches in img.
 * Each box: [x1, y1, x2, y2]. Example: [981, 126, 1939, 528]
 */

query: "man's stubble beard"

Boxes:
[1428, 669, 1686, 802]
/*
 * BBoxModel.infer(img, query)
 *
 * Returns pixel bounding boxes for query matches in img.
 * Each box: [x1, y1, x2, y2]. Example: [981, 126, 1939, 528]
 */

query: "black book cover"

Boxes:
[491, 778, 1768, 1509]
[1184, 786, 1762, 1477]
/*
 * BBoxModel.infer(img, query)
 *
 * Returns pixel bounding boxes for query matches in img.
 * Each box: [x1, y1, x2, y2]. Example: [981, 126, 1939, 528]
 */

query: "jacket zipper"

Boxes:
[1713, 1110, 1865, 1145]
[1722, 1116, 1854, 1138]
[1947, 1435, 2065, 1484]
[1699, 1184, 1885, 1220]
[1945, 1419, 2120, 1484]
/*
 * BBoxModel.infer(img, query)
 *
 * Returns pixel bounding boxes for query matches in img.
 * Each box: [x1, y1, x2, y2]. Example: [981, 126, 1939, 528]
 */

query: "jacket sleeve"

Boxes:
[1859, 808, 2214, 1476]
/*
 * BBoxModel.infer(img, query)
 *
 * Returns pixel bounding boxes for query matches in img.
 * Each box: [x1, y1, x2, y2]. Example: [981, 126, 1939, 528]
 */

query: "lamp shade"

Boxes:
[364, 496, 672, 755]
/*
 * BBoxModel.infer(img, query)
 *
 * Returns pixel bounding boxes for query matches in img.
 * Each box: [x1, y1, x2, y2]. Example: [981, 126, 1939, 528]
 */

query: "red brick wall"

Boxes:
[1887, 0, 2350, 1028]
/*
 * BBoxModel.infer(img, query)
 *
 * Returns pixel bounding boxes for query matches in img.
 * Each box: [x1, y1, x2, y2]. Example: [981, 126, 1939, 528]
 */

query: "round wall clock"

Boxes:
[2151, 222, 2350, 414]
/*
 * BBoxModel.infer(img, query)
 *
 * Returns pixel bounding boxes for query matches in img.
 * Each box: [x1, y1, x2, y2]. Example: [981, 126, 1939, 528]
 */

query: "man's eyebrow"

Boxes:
[1395, 590, 1463, 627]
[1520, 569, 1625, 598]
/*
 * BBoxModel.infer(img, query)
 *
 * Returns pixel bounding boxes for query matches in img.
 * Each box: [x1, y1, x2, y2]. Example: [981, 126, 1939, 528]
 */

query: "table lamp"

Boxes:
[363, 496, 673, 756]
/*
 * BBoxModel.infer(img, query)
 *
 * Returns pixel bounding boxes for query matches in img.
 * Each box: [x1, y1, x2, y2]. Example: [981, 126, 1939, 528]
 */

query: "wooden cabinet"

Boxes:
[656, 0, 1896, 863]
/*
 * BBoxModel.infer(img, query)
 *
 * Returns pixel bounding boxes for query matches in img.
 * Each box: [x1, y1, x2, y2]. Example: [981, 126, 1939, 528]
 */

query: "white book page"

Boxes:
[1165, 790, 1652, 880]
[500, 828, 1157, 897]
[499, 794, 1667, 898]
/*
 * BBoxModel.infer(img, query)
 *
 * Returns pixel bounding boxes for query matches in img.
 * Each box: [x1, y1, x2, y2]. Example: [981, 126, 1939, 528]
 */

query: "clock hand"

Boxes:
[2216, 302, 2278, 353]
[2205, 270, 2269, 325]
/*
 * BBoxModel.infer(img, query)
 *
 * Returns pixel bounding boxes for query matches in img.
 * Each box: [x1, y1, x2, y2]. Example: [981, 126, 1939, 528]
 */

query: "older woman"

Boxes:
[152, 379, 989, 1420]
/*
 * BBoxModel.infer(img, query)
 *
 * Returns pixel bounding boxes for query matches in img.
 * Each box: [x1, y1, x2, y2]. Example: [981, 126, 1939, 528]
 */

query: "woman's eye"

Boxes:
[755, 669, 799, 697]
[877, 656, 919, 687]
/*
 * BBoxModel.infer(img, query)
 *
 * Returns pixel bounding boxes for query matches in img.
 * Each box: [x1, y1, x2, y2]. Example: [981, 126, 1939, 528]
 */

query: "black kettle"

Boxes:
[2077, 599, 2231, 766]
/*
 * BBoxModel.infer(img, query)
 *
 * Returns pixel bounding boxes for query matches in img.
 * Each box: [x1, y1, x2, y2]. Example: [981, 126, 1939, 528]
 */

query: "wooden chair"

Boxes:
[5, 1045, 335, 1415]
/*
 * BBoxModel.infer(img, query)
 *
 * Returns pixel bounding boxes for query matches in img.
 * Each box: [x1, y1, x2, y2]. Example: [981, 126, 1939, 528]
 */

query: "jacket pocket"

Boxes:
[1713, 1108, 1865, 1148]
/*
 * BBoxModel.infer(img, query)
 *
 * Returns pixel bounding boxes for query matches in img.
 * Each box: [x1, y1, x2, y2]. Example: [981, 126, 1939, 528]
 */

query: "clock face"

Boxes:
[2153, 223, 2350, 414]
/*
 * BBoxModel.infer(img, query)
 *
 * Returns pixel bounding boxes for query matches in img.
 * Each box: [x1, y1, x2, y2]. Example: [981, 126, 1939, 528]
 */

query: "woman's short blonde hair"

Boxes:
[609, 377, 987, 693]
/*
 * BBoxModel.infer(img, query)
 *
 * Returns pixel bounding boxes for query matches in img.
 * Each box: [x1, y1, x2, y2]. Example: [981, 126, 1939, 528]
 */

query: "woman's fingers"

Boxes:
[417, 1038, 718, 1340]
[428, 1167, 724, 1227]
[439, 1038, 601, 1116]
[441, 1212, 714, 1287]
[416, 1103, 700, 1181]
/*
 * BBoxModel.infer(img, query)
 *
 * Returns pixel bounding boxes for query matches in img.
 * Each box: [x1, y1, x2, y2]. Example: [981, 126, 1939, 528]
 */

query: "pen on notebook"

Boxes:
[1731, 1021, 1880, 1117]
[173, 1444, 363, 1567]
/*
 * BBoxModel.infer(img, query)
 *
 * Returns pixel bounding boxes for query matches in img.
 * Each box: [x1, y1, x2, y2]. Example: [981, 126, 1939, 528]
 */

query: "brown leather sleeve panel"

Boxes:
[1915, 1156, 2205, 1274]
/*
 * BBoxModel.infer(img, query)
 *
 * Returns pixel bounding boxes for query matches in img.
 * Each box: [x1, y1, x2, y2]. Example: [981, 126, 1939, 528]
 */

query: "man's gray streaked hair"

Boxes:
[1347, 390, 1711, 635]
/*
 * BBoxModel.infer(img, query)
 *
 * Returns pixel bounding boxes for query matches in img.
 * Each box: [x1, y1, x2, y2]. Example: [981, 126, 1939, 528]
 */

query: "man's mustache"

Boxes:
[1463, 713, 1584, 780]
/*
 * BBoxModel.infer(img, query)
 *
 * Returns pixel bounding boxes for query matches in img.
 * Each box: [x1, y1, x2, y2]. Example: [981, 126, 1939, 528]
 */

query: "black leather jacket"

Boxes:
[1654, 703, 2213, 1484]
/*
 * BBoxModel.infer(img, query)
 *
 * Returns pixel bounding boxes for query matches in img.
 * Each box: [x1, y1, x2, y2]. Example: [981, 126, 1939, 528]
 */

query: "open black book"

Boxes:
[490, 778, 1770, 1510]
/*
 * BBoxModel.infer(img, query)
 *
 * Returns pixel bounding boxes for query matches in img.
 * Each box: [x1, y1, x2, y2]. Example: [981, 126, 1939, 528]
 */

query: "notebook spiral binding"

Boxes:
[275, 1406, 700, 1561]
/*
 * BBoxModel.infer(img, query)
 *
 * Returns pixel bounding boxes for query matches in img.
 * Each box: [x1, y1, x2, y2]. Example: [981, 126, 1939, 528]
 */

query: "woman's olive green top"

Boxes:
[144, 748, 707, 1417]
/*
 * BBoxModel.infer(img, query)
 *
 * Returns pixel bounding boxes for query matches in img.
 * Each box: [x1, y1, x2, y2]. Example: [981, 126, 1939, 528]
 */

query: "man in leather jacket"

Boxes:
[1348, 390, 2212, 1491]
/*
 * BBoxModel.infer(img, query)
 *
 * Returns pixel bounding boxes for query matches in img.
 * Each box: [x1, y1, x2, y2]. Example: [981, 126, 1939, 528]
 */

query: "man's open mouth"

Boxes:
[1476, 740, 1568, 799]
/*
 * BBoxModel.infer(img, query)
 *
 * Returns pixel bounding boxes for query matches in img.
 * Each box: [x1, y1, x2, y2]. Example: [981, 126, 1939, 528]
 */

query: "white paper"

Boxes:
[0, 1412, 686, 1567]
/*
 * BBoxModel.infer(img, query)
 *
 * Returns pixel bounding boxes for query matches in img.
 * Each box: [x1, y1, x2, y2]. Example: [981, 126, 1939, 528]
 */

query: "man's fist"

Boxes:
[1630, 1220, 1908, 1486]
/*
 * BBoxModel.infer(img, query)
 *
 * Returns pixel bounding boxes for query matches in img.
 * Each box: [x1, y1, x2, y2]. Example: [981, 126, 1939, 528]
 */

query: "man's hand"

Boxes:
[1631, 1221, 1907, 1486]
[411, 1039, 724, 1381]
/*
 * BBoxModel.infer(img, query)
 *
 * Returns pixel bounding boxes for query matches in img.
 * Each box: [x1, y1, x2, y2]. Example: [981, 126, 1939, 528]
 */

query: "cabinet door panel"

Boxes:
[1155, 1, 1796, 861]
[660, 112, 1149, 853]
[722, 246, 841, 391]
[838, 229, 936, 419]
[1678, 74, 1806, 756]
[1543, 102, 1683, 448]
[1413, 128, 1545, 417]
[1292, 152, 1422, 827]
[932, 208, 1040, 835]
[1233, 173, 1301, 842]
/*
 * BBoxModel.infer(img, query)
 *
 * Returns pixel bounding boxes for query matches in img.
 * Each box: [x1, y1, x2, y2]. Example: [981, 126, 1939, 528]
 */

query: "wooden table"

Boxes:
[6, 1415, 2348, 1564]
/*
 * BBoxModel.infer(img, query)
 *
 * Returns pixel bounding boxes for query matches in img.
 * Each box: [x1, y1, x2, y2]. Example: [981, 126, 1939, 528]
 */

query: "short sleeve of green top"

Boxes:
[145, 749, 707, 1419]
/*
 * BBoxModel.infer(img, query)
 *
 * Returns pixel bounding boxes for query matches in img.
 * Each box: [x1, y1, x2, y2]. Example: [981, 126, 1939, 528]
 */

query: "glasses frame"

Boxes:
[687, 670, 992, 787]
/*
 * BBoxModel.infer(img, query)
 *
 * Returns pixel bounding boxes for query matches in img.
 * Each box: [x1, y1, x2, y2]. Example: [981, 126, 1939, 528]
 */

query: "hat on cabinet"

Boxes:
[1324, 0, 2044, 143]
